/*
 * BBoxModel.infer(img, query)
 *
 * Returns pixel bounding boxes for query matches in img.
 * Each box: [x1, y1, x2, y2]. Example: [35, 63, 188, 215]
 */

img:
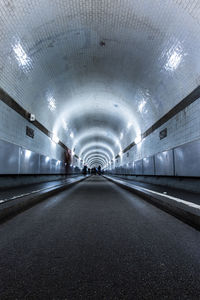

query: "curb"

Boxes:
[0, 176, 89, 223]
[104, 175, 200, 231]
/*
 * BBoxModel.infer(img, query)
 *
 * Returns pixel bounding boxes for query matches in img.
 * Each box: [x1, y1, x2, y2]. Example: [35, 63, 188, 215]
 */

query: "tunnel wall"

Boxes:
[0, 100, 64, 162]
[111, 96, 200, 177]
[0, 137, 82, 188]
[0, 98, 82, 176]
[0, 135, 81, 189]
[109, 138, 200, 177]
[106, 137, 200, 193]
[0, 138, 81, 175]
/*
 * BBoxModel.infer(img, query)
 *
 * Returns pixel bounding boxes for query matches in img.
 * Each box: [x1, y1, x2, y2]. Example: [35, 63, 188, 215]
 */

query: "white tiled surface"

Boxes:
[0, 0, 200, 168]
[116, 98, 200, 167]
[0, 101, 64, 161]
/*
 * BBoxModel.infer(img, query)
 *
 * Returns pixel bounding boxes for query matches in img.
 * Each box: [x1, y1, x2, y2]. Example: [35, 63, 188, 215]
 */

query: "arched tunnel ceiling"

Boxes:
[0, 0, 200, 167]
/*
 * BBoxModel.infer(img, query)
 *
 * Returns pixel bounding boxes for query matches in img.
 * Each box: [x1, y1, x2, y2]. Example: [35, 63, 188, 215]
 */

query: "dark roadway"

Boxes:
[0, 176, 200, 299]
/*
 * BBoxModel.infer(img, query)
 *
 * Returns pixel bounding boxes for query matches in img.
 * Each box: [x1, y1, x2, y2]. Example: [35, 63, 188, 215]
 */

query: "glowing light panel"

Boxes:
[164, 43, 185, 72]
[13, 43, 31, 67]
[138, 99, 146, 113]
[48, 97, 56, 111]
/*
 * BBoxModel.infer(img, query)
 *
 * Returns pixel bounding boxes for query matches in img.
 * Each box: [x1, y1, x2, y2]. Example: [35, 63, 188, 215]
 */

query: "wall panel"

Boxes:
[143, 156, 155, 175]
[20, 148, 40, 174]
[155, 150, 174, 176]
[40, 155, 51, 174]
[0, 139, 19, 174]
[0, 138, 69, 175]
[174, 140, 200, 177]
[135, 159, 143, 175]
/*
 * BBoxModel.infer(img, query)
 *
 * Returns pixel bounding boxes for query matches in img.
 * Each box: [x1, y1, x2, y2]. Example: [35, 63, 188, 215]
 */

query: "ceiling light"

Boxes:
[48, 97, 56, 111]
[164, 43, 185, 72]
[13, 43, 31, 67]
[138, 100, 146, 113]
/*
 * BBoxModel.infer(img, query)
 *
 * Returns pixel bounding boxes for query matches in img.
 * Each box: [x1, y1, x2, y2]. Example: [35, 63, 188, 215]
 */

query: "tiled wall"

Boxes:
[0, 138, 81, 175]
[0, 99, 83, 174]
[109, 138, 200, 177]
[114, 97, 200, 167]
[107, 97, 200, 177]
[0, 100, 64, 161]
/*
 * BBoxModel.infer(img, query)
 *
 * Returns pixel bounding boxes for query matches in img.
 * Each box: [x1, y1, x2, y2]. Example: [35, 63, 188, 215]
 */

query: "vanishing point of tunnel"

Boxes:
[0, 1, 200, 299]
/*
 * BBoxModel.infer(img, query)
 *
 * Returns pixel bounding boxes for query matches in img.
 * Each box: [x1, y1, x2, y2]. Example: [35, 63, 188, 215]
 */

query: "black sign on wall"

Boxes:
[26, 126, 34, 138]
[159, 128, 167, 140]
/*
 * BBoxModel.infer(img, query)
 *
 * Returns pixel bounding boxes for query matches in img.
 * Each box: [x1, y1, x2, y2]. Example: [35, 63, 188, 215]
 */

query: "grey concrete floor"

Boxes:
[0, 176, 200, 299]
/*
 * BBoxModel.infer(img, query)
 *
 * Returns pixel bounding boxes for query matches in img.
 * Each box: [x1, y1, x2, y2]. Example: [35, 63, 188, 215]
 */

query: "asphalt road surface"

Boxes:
[0, 176, 200, 299]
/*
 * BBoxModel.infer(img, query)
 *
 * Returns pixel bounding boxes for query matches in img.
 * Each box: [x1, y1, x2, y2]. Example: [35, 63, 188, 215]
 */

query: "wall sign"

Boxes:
[26, 126, 34, 138]
[159, 128, 167, 140]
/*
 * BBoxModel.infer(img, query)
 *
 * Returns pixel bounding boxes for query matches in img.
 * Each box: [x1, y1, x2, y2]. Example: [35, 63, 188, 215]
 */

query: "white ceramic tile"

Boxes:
[0, 0, 199, 168]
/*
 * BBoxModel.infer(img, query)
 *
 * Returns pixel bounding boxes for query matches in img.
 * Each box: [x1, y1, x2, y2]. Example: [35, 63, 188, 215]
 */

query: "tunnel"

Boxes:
[1, 0, 200, 298]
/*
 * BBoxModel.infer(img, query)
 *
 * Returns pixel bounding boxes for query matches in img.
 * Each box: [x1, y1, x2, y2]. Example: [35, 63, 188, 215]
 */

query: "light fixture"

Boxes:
[134, 135, 142, 144]
[70, 132, 74, 139]
[119, 151, 123, 157]
[164, 43, 184, 72]
[13, 43, 31, 67]
[29, 113, 35, 122]
[138, 100, 146, 113]
[47, 97, 56, 111]
[51, 134, 59, 144]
